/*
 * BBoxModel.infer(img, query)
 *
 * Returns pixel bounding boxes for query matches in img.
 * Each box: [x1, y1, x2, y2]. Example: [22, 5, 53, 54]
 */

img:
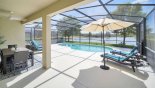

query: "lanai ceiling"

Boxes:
[0, 0, 58, 20]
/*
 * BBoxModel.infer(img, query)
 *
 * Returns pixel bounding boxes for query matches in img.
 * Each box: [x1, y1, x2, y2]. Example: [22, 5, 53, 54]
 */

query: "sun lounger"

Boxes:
[101, 52, 138, 72]
[110, 46, 138, 56]
[30, 40, 42, 51]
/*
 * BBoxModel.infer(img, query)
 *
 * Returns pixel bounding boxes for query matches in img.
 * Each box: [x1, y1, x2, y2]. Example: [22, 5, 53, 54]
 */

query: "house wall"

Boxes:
[0, 18, 25, 48]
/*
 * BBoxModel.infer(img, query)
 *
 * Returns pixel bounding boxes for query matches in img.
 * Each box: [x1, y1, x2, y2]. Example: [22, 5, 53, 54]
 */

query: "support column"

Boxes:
[30, 28, 33, 41]
[72, 29, 73, 42]
[89, 32, 90, 45]
[79, 32, 81, 43]
[34, 27, 35, 40]
[143, 18, 146, 55]
[101, 32, 102, 45]
[116, 32, 117, 44]
[136, 24, 140, 53]
[57, 31, 58, 43]
[42, 15, 51, 69]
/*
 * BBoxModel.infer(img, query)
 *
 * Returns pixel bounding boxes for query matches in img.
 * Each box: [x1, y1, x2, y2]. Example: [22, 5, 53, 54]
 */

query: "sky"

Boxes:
[52, 0, 154, 20]
[146, 10, 155, 33]
[50, 0, 154, 30]
[25, 0, 155, 31]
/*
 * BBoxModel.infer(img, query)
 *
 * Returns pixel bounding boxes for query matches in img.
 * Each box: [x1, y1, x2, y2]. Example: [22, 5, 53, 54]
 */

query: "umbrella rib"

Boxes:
[109, 24, 113, 30]
[114, 23, 125, 28]
[107, 25, 111, 31]
[95, 24, 100, 32]
[102, 18, 106, 27]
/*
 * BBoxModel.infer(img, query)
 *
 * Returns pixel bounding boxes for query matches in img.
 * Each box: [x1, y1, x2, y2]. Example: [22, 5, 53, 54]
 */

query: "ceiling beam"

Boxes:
[105, 0, 114, 4]
[111, 14, 145, 18]
[145, 7, 155, 17]
[106, 4, 155, 6]
[98, 0, 113, 19]
[74, 9, 96, 21]
[59, 13, 89, 24]
[31, 22, 79, 28]
[51, 19, 81, 26]
[75, 15, 107, 18]
[22, 0, 96, 23]
[77, 4, 155, 11]
[65, 3, 155, 13]
[51, 24, 76, 28]
[74, 14, 144, 19]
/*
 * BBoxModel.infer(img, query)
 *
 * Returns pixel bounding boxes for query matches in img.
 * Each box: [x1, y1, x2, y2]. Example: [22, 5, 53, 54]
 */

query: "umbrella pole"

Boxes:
[100, 27, 110, 70]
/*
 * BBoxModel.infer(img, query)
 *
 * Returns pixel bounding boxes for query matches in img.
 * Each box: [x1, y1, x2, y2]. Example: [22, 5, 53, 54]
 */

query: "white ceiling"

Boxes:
[0, 0, 58, 20]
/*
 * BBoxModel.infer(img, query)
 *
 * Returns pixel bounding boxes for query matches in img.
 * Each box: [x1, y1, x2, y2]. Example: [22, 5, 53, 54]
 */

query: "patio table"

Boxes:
[2, 47, 34, 74]
[13, 47, 34, 66]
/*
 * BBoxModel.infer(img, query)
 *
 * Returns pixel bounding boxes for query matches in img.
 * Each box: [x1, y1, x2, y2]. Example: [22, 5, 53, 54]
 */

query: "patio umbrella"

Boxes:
[81, 18, 134, 70]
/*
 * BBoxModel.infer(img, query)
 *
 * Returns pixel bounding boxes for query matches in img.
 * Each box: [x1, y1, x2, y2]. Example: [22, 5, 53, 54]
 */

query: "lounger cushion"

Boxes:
[110, 46, 138, 56]
[101, 51, 136, 62]
[111, 50, 129, 56]
[101, 54, 126, 61]
[31, 40, 42, 50]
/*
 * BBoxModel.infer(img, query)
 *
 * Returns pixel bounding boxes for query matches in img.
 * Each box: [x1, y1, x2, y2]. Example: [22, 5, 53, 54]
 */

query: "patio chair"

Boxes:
[30, 40, 42, 51]
[101, 52, 138, 72]
[13, 51, 29, 74]
[8, 44, 17, 50]
[110, 46, 138, 56]
[1, 49, 14, 74]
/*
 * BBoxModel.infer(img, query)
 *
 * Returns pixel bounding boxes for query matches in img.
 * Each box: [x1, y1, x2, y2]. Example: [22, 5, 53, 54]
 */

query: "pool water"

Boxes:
[59, 43, 113, 52]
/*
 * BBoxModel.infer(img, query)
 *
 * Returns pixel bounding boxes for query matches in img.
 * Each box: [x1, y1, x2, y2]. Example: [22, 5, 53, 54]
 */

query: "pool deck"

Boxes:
[0, 44, 155, 88]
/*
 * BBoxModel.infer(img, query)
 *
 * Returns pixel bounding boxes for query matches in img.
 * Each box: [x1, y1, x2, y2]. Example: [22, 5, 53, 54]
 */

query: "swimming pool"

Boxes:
[59, 43, 113, 52]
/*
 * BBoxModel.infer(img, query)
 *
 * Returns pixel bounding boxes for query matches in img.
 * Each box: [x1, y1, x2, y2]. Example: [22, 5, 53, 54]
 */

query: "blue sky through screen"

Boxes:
[25, 0, 155, 30]
[52, 0, 154, 20]
[51, 0, 154, 30]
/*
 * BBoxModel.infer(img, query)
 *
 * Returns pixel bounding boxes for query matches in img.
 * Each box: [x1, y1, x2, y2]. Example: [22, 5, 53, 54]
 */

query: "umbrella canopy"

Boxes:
[81, 18, 134, 70]
[81, 18, 134, 32]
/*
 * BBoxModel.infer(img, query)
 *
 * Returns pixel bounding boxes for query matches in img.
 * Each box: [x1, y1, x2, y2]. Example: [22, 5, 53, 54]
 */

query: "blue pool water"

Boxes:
[59, 43, 113, 52]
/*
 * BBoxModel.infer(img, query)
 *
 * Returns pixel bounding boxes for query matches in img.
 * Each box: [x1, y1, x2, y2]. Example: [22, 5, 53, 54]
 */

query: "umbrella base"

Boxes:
[100, 65, 110, 70]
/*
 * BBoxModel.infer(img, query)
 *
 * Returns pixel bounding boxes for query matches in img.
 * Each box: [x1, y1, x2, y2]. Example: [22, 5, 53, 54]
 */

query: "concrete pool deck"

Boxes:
[0, 44, 155, 88]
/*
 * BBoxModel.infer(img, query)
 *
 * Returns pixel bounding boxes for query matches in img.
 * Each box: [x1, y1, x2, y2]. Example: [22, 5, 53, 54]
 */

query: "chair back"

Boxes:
[1, 49, 14, 63]
[14, 51, 29, 64]
[31, 40, 40, 49]
[8, 44, 17, 50]
[130, 46, 138, 54]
